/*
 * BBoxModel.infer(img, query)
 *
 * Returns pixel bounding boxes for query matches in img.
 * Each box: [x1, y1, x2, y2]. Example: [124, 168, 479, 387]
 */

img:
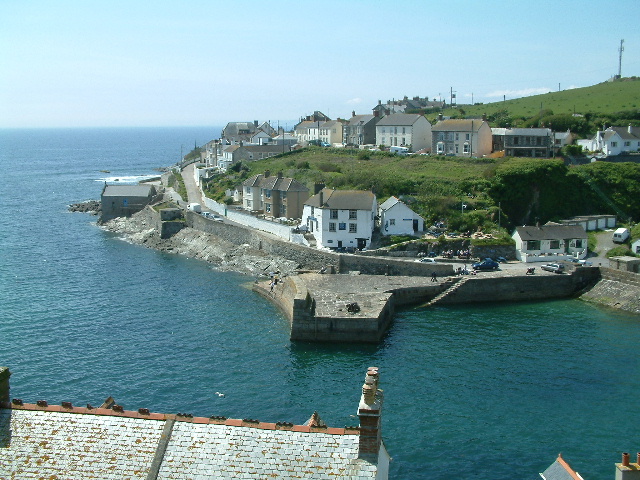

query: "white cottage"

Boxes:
[302, 188, 377, 250]
[378, 196, 424, 236]
[512, 224, 588, 263]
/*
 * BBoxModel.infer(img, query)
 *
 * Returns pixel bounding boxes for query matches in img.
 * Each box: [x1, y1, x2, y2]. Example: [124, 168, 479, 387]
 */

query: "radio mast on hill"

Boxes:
[618, 39, 624, 78]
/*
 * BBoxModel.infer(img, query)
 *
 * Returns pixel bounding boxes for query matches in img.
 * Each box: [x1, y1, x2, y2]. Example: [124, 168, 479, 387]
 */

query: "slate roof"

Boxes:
[305, 188, 375, 210]
[379, 196, 401, 211]
[514, 224, 587, 241]
[505, 128, 552, 136]
[102, 184, 155, 197]
[347, 115, 376, 126]
[375, 113, 422, 126]
[606, 126, 640, 140]
[0, 404, 375, 480]
[540, 454, 584, 480]
[432, 119, 485, 132]
[242, 174, 309, 192]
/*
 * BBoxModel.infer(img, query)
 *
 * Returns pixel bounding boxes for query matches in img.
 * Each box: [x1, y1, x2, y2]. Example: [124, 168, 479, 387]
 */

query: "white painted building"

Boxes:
[512, 224, 588, 263]
[302, 188, 377, 250]
[581, 125, 640, 155]
[379, 196, 424, 236]
[375, 114, 432, 152]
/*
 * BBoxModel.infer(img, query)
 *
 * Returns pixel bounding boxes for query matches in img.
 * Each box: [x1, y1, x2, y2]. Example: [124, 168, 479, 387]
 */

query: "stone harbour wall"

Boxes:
[580, 268, 640, 314]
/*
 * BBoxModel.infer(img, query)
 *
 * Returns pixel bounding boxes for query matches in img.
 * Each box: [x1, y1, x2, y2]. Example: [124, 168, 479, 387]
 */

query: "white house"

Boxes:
[375, 114, 432, 152]
[632, 238, 640, 255]
[301, 188, 377, 250]
[378, 196, 425, 236]
[512, 224, 588, 263]
[583, 125, 640, 155]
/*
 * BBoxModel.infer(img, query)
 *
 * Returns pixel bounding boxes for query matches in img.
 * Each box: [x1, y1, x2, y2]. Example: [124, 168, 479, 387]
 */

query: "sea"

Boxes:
[1, 127, 639, 480]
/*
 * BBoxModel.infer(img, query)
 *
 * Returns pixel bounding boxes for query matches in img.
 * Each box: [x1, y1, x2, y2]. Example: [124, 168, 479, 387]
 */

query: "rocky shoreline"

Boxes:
[94, 205, 301, 278]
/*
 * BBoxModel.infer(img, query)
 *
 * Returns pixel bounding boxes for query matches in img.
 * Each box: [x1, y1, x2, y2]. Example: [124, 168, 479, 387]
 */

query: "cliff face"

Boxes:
[579, 268, 640, 314]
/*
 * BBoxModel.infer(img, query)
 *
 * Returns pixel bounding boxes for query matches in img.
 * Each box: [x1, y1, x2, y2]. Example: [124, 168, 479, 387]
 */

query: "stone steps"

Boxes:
[424, 277, 469, 307]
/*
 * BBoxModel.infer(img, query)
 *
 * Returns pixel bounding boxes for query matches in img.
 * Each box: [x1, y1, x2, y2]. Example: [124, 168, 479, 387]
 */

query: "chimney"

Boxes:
[358, 367, 383, 459]
[254, 120, 258, 127]
[352, 110, 356, 118]
[277, 171, 283, 178]
[438, 113, 444, 121]
[373, 110, 379, 117]
[0, 367, 10, 404]
[630, 124, 633, 134]
[264, 170, 271, 178]
[482, 113, 487, 122]
[378, 100, 381, 105]
[616, 452, 640, 480]
[319, 190, 324, 206]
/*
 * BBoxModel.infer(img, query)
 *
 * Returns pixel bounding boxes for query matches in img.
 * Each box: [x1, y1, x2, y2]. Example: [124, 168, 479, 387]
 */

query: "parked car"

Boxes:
[415, 258, 436, 263]
[472, 258, 499, 271]
[211, 215, 224, 222]
[541, 263, 565, 274]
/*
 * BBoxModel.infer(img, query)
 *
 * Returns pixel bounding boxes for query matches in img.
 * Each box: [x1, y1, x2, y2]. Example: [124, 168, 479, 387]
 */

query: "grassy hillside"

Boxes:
[202, 147, 640, 233]
[436, 77, 640, 118]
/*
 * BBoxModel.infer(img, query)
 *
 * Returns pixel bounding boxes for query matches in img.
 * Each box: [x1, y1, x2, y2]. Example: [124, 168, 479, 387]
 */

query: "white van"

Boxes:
[612, 227, 630, 243]
[390, 146, 410, 156]
[187, 203, 202, 213]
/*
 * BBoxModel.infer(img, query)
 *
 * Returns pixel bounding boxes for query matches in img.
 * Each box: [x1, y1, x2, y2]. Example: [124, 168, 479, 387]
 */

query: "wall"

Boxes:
[0, 367, 10, 403]
[436, 267, 600, 305]
[580, 268, 640, 314]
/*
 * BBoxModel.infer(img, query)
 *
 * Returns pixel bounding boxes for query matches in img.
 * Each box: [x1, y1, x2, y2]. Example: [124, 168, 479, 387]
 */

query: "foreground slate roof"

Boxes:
[540, 454, 584, 480]
[0, 367, 387, 479]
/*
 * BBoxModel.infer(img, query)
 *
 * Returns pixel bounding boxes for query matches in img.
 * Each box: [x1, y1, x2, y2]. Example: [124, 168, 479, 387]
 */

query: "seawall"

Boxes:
[580, 267, 640, 314]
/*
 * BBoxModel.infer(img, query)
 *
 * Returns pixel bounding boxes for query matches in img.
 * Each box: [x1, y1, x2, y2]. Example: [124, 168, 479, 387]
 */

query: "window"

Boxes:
[280, 205, 286, 215]
[349, 210, 357, 219]
[349, 223, 357, 233]
[437, 143, 444, 153]
[246, 200, 252, 208]
[389, 219, 395, 225]
[455, 133, 459, 141]
[339, 223, 346, 230]
[402, 127, 406, 134]
[402, 138, 406, 145]
[574, 239, 583, 248]
[281, 191, 287, 200]
[311, 206, 314, 215]
[465, 133, 470, 140]
[463, 143, 470, 154]
[381, 128, 386, 133]
[611, 142, 618, 147]
[455, 145, 459, 154]
[624, 141, 630, 147]
[330, 209, 338, 219]
[329, 222, 336, 232]
[549, 240, 560, 249]
[245, 187, 251, 194]
[526, 240, 541, 250]
[265, 204, 271, 213]
[438, 132, 445, 141]
[265, 189, 271, 199]
[513, 137, 519, 145]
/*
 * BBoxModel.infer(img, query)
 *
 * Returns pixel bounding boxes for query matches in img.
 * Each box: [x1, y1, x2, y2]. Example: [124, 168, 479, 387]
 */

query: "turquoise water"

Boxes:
[1, 128, 639, 479]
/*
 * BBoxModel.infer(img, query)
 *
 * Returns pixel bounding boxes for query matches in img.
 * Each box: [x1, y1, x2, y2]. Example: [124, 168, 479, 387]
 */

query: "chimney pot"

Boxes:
[623, 453, 630, 466]
[352, 110, 356, 118]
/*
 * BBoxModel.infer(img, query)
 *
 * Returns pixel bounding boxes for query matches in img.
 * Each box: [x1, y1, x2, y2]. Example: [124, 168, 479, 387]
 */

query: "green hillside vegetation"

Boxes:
[202, 147, 640, 233]
[417, 77, 640, 137]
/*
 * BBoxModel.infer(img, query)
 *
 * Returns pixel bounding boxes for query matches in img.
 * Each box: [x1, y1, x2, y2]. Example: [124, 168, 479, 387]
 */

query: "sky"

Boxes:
[1, 0, 639, 129]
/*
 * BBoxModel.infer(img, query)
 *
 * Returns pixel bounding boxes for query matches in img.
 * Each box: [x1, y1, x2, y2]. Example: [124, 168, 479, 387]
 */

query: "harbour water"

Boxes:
[1, 128, 639, 479]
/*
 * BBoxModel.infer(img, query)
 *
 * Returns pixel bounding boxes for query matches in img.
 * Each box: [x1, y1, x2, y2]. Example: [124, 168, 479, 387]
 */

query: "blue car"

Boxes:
[472, 258, 499, 271]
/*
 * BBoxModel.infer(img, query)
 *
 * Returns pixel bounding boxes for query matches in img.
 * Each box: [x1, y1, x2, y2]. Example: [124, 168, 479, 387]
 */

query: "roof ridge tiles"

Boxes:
[1, 400, 355, 435]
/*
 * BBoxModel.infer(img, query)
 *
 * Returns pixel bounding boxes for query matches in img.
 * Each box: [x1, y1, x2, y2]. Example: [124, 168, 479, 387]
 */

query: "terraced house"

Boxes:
[375, 113, 432, 152]
[241, 172, 309, 218]
[431, 116, 492, 157]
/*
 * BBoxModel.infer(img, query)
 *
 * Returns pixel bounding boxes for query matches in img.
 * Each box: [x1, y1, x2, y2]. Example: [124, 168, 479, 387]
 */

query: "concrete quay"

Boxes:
[253, 267, 602, 343]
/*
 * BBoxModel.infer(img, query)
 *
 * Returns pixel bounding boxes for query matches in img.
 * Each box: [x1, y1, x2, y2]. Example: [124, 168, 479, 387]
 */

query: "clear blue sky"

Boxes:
[1, 0, 639, 128]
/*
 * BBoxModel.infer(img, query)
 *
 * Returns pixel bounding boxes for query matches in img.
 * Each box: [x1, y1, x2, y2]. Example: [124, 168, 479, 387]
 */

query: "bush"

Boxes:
[357, 151, 371, 160]
[606, 245, 633, 258]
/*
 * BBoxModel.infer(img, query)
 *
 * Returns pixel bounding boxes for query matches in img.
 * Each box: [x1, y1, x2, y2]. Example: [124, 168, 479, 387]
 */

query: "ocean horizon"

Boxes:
[1, 127, 639, 479]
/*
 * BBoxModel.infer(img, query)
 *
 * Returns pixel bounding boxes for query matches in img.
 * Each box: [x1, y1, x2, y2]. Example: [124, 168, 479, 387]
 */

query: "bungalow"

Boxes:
[302, 188, 377, 250]
[375, 114, 432, 152]
[100, 184, 157, 222]
[379, 196, 425, 236]
[0, 366, 389, 479]
[512, 224, 588, 263]
[242, 172, 309, 218]
[431, 117, 492, 157]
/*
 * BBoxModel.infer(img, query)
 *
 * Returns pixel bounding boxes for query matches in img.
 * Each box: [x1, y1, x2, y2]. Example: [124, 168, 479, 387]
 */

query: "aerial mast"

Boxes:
[618, 39, 624, 78]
